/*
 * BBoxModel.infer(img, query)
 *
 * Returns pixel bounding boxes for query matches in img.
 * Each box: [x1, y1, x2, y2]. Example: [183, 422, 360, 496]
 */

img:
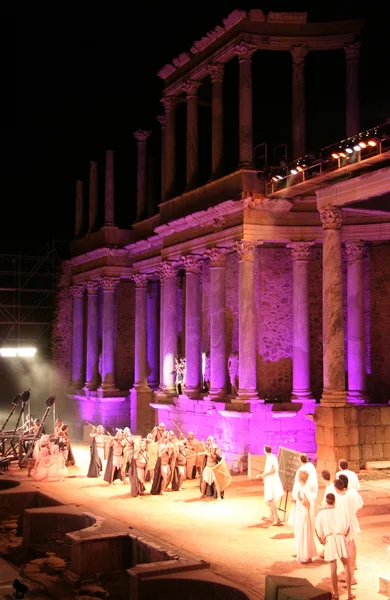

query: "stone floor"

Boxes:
[1, 442, 390, 600]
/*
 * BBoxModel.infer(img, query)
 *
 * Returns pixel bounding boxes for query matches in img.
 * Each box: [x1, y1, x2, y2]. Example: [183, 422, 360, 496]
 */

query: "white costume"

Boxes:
[292, 462, 318, 500]
[321, 482, 337, 506]
[263, 453, 284, 502]
[315, 506, 350, 562]
[337, 489, 363, 541]
[31, 447, 51, 481]
[336, 468, 360, 490]
[292, 484, 317, 562]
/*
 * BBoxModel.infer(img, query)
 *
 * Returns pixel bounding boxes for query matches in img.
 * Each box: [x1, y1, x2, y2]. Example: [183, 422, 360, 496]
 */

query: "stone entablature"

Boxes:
[158, 10, 363, 93]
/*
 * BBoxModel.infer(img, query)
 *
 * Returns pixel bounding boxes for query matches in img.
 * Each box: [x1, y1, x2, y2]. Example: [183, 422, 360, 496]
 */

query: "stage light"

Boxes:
[353, 145, 361, 152]
[0, 347, 37, 357]
[276, 175, 283, 180]
[368, 139, 377, 146]
[290, 168, 298, 175]
[359, 141, 367, 148]
[272, 176, 279, 182]
[332, 153, 339, 159]
[296, 166, 304, 172]
[338, 152, 347, 158]
[345, 147, 353, 154]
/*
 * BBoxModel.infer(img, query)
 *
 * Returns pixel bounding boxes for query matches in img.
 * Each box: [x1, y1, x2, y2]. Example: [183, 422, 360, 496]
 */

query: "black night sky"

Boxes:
[11, 3, 390, 256]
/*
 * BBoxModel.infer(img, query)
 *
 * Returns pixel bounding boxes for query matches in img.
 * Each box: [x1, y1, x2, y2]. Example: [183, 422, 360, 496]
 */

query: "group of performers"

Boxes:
[25, 417, 75, 481]
[258, 448, 361, 600]
[87, 422, 231, 499]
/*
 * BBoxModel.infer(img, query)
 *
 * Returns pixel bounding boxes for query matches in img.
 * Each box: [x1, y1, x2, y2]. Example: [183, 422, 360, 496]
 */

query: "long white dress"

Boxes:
[293, 484, 317, 561]
[315, 506, 350, 561]
[263, 453, 284, 502]
[337, 489, 363, 541]
[292, 462, 318, 500]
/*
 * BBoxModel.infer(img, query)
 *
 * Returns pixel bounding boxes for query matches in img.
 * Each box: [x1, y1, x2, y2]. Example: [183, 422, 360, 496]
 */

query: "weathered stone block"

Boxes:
[361, 444, 373, 460]
[344, 406, 358, 425]
[348, 445, 360, 461]
[383, 443, 390, 458]
[379, 574, 390, 596]
[315, 407, 345, 427]
[360, 425, 375, 444]
[380, 407, 390, 425]
[359, 407, 381, 426]
[372, 444, 384, 459]
[375, 426, 387, 444]
[384, 426, 390, 443]
[315, 425, 324, 445]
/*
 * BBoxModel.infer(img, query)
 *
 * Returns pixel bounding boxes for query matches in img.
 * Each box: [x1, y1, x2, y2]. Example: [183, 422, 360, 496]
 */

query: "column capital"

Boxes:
[182, 255, 202, 274]
[132, 273, 148, 288]
[320, 207, 343, 230]
[207, 63, 225, 82]
[161, 95, 179, 112]
[71, 284, 85, 298]
[100, 277, 120, 292]
[287, 241, 315, 261]
[204, 247, 227, 267]
[344, 42, 361, 61]
[133, 129, 151, 143]
[290, 45, 308, 65]
[155, 261, 179, 280]
[156, 113, 166, 127]
[183, 80, 201, 97]
[234, 41, 256, 61]
[345, 241, 365, 264]
[232, 240, 256, 262]
[86, 280, 100, 295]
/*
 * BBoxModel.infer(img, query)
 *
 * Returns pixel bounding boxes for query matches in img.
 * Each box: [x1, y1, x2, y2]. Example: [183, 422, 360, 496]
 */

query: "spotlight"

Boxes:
[353, 145, 361, 152]
[359, 141, 367, 148]
[296, 166, 304, 172]
[345, 147, 353, 154]
[276, 175, 283, 180]
[0, 347, 36, 357]
[290, 168, 298, 175]
[13, 578, 29, 599]
[338, 152, 347, 158]
[368, 140, 377, 146]
[332, 153, 339, 159]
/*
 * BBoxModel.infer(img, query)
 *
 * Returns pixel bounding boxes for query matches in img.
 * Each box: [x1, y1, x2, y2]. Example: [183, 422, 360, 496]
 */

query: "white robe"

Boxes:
[292, 484, 317, 561]
[336, 489, 363, 541]
[336, 468, 360, 490]
[263, 454, 284, 503]
[292, 462, 318, 500]
[315, 506, 350, 561]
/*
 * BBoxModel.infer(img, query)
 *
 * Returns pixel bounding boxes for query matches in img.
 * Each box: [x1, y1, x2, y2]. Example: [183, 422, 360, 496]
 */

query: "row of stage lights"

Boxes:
[269, 122, 389, 184]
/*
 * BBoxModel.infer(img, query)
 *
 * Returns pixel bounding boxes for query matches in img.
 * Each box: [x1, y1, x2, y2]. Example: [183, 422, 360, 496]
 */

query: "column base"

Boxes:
[97, 385, 121, 398]
[208, 387, 228, 400]
[238, 162, 255, 170]
[183, 386, 201, 399]
[291, 389, 314, 400]
[347, 390, 370, 404]
[155, 386, 176, 400]
[232, 389, 263, 404]
[320, 389, 347, 406]
[83, 381, 98, 392]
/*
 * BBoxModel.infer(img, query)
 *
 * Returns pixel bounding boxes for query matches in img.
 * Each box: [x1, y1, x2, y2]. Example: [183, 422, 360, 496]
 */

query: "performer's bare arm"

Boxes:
[256, 464, 276, 479]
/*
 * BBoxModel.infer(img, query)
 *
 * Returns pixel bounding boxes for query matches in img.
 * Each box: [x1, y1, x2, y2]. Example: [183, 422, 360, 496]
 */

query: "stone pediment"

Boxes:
[243, 195, 293, 212]
[71, 247, 129, 267]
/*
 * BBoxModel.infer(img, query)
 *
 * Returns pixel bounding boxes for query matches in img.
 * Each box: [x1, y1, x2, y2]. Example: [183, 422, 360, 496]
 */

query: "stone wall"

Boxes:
[51, 260, 73, 386]
[115, 280, 135, 390]
[316, 404, 390, 473]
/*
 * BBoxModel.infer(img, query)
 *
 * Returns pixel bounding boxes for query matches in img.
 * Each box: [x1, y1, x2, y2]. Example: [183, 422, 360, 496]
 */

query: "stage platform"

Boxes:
[1, 442, 390, 600]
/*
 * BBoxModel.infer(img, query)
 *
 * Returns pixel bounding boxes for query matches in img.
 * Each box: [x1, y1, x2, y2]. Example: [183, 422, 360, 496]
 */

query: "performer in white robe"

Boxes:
[256, 445, 284, 525]
[336, 459, 360, 490]
[291, 470, 317, 563]
[334, 476, 363, 585]
[31, 447, 51, 481]
[292, 454, 318, 500]
[315, 492, 354, 600]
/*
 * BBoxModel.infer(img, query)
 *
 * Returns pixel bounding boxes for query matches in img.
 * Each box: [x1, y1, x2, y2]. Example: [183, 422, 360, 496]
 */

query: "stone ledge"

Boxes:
[365, 460, 390, 470]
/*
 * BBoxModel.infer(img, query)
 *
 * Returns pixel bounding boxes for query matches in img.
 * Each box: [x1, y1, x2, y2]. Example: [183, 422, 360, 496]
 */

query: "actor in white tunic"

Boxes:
[256, 445, 284, 525]
[336, 459, 360, 490]
[291, 470, 317, 563]
[335, 476, 363, 583]
[315, 492, 354, 600]
[292, 454, 318, 500]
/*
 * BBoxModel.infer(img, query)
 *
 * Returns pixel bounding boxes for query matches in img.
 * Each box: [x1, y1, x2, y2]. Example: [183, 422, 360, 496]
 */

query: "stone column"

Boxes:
[235, 42, 255, 168]
[288, 242, 314, 401]
[104, 150, 115, 226]
[320, 207, 346, 405]
[157, 274, 165, 391]
[207, 64, 224, 179]
[345, 42, 361, 137]
[159, 262, 178, 394]
[147, 280, 160, 389]
[232, 241, 260, 402]
[157, 114, 166, 204]
[99, 276, 119, 394]
[345, 241, 368, 403]
[88, 161, 98, 233]
[183, 81, 201, 190]
[291, 46, 308, 160]
[204, 248, 227, 397]
[161, 96, 178, 201]
[132, 274, 150, 390]
[134, 130, 151, 221]
[84, 281, 100, 391]
[182, 256, 202, 397]
[75, 180, 83, 237]
[71, 285, 85, 388]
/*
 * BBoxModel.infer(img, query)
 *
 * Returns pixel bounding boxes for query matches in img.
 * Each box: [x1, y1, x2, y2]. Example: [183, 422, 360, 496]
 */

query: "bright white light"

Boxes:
[345, 147, 353, 154]
[0, 347, 37, 357]
[353, 145, 361, 151]
[290, 169, 298, 175]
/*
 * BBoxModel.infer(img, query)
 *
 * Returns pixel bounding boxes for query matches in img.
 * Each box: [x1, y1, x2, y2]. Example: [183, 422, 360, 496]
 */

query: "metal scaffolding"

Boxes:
[0, 241, 59, 357]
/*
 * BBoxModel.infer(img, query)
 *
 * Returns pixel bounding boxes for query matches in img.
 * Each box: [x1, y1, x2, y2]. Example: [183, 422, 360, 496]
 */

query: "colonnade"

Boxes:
[71, 211, 369, 405]
[130, 42, 362, 206]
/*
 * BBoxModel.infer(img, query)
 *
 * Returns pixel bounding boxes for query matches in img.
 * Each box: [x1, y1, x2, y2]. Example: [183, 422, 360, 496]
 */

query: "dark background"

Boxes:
[10, 2, 390, 256]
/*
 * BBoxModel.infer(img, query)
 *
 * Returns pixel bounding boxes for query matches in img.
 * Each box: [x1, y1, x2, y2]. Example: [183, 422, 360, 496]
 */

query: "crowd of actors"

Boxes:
[87, 422, 229, 499]
[21, 417, 75, 482]
[258, 447, 362, 600]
